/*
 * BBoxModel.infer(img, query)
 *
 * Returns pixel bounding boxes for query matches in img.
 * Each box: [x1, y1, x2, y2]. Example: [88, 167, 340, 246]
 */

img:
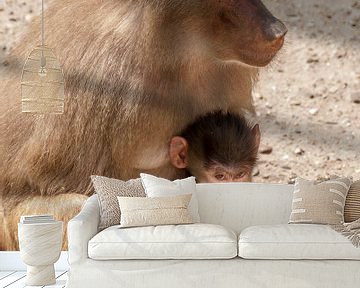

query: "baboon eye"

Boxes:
[215, 173, 226, 180]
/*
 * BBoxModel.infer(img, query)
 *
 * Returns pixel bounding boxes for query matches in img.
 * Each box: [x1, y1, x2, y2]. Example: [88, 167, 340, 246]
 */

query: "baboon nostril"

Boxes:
[265, 20, 287, 41]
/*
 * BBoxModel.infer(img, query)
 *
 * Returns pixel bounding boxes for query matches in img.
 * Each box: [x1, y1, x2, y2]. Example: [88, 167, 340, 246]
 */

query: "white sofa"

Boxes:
[66, 182, 360, 288]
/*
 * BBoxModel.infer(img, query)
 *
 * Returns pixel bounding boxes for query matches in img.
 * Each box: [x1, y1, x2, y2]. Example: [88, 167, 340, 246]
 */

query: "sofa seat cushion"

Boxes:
[89, 223, 237, 260]
[238, 224, 360, 260]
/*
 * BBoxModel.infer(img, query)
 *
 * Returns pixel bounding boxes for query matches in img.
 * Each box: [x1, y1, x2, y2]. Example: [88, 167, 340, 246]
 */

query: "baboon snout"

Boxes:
[265, 20, 288, 42]
[263, 19, 287, 51]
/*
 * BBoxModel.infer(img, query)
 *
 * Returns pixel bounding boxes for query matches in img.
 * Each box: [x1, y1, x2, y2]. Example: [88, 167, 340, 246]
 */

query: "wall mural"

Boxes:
[0, 0, 359, 251]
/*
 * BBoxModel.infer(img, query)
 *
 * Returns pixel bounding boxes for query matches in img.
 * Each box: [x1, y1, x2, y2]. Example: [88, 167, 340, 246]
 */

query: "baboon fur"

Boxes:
[0, 0, 284, 250]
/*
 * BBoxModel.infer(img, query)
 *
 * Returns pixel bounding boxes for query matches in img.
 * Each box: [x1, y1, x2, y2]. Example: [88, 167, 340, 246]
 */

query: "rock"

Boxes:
[288, 178, 296, 184]
[281, 165, 292, 170]
[252, 167, 260, 177]
[336, 50, 347, 59]
[294, 148, 305, 155]
[308, 108, 319, 115]
[282, 154, 289, 160]
[315, 176, 331, 183]
[285, 8, 299, 18]
[265, 102, 272, 109]
[25, 14, 33, 23]
[351, 91, 360, 103]
[260, 146, 273, 154]
[325, 121, 337, 125]
[329, 86, 338, 93]
[341, 118, 351, 126]
[307, 54, 319, 63]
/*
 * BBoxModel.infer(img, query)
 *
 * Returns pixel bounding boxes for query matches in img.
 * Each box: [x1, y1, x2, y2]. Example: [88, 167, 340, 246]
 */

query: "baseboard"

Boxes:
[0, 251, 69, 270]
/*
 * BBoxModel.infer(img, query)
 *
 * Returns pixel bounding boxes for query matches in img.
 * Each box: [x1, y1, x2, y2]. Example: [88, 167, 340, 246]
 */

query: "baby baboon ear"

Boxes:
[252, 124, 261, 151]
[169, 136, 189, 169]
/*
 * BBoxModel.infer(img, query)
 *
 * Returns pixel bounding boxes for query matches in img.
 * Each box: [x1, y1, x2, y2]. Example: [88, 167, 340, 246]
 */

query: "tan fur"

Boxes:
[2, 194, 88, 250]
[0, 0, 284, 250]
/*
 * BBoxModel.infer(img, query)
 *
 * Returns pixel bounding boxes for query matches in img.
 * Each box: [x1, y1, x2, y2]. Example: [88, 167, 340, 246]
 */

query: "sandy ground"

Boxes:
[1, 0, 359, 184]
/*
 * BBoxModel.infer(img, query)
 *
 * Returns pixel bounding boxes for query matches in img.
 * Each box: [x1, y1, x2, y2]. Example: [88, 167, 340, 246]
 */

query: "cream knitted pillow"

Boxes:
[289, 177, 352, 225]
[117, 194, 193, 228]
[91, 175, 146, 229]
[344, 179, 360, 223]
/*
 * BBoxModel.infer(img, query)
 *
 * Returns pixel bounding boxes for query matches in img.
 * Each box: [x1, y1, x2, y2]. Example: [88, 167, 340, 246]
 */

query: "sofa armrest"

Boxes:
[67, 194, 100, 264]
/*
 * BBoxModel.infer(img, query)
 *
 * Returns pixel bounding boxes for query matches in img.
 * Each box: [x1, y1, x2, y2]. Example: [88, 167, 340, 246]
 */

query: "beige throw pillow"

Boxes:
[289, 177, 352, 225]
[117, 194, 194, 228]
[91, 175, 146, 229]
[344, 180, 360, 223]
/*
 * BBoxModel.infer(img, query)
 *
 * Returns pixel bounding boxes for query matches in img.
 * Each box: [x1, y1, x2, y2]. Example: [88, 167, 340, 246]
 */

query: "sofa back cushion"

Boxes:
[195, 183, 294, 234]
[89, 182, 295, 234]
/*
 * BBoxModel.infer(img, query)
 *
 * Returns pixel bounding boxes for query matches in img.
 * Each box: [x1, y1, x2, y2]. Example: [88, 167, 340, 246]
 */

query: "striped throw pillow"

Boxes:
[344, 180, 360, 223]
[289, 177, 352, 225]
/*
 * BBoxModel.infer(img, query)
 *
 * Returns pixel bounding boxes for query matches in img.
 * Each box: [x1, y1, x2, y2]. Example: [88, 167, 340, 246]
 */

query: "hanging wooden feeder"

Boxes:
[21, 0, 65, 114]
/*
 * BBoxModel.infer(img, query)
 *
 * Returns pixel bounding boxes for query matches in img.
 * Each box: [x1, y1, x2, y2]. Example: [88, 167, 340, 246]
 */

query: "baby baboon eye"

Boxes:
[215, 173, 226, 180]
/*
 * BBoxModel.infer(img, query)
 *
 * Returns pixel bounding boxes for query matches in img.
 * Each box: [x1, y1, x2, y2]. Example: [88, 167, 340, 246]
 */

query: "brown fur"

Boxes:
[0, 0, 285, 250]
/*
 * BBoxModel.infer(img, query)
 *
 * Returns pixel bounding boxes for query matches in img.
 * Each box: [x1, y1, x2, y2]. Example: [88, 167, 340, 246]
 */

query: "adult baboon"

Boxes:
[0, 0, 286, 250]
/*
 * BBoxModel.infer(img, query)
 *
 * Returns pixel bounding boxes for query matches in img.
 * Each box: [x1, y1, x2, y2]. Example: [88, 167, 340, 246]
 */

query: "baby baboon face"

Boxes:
[194, 163, 254, 183]
[164, 0, 286, 67]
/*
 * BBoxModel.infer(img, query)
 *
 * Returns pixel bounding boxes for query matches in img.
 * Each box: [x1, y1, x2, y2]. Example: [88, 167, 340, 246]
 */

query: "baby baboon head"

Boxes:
[169, 111, 261, 183]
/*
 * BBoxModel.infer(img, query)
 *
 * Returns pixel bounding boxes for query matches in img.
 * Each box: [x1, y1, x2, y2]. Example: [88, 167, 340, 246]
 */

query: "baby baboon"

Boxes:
[0, 0, 286, 250]
[169, 111, 260, 183]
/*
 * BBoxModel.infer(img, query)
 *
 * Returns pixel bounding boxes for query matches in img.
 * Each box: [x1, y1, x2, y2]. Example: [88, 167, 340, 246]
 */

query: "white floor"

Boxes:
[0, 271, 67, 288]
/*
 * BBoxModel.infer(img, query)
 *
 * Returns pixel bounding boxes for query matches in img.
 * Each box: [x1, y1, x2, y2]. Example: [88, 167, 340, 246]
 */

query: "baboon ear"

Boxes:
[169, 136, 189, 169]
[252, 124, 261, 151]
